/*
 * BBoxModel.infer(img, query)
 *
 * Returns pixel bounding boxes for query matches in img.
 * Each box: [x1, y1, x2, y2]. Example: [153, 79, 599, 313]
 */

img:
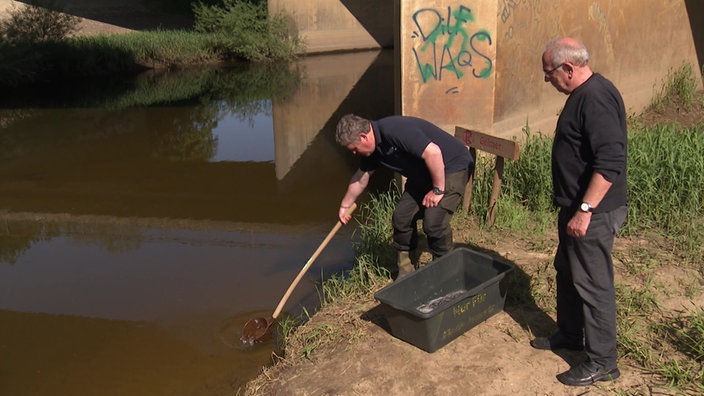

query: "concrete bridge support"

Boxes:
[270, 0, 702, 139]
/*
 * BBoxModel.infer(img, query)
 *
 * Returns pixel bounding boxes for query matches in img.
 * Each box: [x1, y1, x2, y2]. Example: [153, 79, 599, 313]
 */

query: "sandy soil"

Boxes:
[243, 232, 701, 396]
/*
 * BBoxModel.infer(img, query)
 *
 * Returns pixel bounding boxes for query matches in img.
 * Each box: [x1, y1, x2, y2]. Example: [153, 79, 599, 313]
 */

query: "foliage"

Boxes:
[318, 189, 399, 306]
[625, 123, 704, 262]
[352, 183, 400, 265]
[502, 122, 554, 214]
[0, 0, 83, 86]
[0, 0, 302, 88]
[618, 286, 704, 393]
[658, 305, 704, 389]
[193, 0, 302, 62]
[79, 30, 218, 68]
[649, 63, 700, 112]
[461, 121, 555, 233]
[0, 0, 80, 43]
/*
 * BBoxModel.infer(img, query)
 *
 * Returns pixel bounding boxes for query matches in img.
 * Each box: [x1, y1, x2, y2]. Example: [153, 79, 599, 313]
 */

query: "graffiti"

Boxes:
[410, 5, 493, 89]
[499, 0, 519, 24]
[500, 0, 562, 42]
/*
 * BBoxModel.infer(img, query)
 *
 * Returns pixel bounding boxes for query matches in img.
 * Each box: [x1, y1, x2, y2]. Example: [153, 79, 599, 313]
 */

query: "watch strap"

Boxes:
[579, 202, 593, 212]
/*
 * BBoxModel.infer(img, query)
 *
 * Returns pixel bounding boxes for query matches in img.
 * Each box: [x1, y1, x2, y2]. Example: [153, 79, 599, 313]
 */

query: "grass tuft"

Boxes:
[649, 63, 700, 112]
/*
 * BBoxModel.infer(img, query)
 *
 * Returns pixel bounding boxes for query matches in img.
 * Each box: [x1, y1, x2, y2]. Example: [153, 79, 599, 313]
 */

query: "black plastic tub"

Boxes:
[374, 247, 515, 352]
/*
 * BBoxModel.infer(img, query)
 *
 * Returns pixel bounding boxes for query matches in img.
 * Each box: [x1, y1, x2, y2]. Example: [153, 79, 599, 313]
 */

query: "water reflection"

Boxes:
[0, 213, 356, 395]
[0, 49, 394, 395]
[0, 51, 394, 224]
[0, 215, 355, 320]
[211, 106, 274, 162]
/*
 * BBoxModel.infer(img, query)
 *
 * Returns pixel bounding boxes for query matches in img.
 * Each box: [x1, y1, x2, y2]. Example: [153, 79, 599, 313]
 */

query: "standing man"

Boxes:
[530, 37, 628, 386]
[335, 114, 473, 277]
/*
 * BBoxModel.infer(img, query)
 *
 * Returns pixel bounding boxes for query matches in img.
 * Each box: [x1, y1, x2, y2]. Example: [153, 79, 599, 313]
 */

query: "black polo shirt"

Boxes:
[360, 116, 472, 182]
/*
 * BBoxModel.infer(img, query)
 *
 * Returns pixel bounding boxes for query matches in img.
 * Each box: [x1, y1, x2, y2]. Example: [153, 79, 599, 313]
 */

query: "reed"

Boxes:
[319, 184, 400, 305]
[649, 63, 700, 112]
[478, 111, 704, 265]
[626, 123, 704, 263]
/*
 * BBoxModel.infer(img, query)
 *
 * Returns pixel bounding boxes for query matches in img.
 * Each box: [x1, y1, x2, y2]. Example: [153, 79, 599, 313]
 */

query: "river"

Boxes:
[0, 49, 394, 395]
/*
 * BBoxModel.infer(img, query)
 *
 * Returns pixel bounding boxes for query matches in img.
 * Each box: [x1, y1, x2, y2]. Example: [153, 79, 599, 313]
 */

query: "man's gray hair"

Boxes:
[544, 37, 590, 67]
[336, 114, 370, 146]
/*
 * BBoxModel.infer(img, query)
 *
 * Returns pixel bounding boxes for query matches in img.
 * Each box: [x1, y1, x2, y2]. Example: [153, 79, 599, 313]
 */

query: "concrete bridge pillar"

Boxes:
[271, 0, 702, 140]
[396, 1, 497, 133]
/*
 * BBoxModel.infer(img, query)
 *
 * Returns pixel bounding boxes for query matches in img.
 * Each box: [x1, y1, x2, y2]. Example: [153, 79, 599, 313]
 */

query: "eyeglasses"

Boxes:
[544, 63, 565, 77]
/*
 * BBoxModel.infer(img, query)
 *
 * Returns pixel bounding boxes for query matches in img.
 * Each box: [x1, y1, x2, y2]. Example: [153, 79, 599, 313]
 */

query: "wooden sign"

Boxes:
[454, 126, 520, 226]
[454, 126, 519, 160]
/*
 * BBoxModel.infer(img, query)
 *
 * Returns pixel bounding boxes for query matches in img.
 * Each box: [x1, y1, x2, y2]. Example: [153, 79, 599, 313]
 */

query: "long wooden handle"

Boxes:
[271, 203, 357, 319]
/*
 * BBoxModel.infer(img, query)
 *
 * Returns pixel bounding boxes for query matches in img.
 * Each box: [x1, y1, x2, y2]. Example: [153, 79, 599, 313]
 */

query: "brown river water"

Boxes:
[0, 50, 394, 395]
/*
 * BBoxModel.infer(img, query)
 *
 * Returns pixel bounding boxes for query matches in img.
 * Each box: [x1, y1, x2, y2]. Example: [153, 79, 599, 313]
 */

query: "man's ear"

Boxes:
[564, 63, 575, 77]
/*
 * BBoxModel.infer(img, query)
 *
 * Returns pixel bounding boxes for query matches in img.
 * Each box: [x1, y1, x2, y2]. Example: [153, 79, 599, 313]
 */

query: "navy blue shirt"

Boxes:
[360, 116, 472, 183]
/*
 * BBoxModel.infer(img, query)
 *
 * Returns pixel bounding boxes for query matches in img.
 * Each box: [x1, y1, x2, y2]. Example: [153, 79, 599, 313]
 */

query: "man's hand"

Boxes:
[423, 191, 443, 208]
[338, 205, 353, 224]
[567, 211, 591, 238]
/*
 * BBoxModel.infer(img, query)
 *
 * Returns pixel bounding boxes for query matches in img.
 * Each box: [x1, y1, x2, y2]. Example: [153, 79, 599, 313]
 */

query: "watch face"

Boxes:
[580, 203, 590, 212]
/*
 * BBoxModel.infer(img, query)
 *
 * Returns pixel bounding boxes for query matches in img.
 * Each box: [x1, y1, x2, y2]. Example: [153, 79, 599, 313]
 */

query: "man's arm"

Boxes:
[582, 172, 613, 209]
[421, 142, 445, 208]
[421, 143, 445, 190]
[568, 172, 613, 238]
[339, 169, 373, 223]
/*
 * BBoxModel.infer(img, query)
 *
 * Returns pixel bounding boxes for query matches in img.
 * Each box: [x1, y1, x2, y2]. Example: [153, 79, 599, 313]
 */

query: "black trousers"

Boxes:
[391, 169, 467, 257]
[554, 205, 627, 370]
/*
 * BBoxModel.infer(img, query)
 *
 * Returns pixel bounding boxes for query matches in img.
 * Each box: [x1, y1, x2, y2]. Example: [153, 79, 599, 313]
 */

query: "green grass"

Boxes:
[649, 63, 700, 112]
[318, 187, 399, 306]
[660, 306, 704, 390]
[626, 123, 704, 264]
[0, 0, 303, 87]
[74, 30, 218, 68]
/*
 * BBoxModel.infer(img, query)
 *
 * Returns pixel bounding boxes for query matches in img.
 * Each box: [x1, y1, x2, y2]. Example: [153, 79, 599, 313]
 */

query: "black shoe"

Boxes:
[530, 332, 584, 351]
[556, 360, 620, 386]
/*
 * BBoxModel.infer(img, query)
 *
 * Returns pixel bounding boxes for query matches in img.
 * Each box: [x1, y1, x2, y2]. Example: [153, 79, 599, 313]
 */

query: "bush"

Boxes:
[193, 0, 302, 62]
[0, 0, 80, 43]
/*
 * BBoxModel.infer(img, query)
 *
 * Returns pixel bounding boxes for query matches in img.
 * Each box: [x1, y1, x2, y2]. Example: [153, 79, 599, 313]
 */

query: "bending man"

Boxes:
[335, 114, 473, 277]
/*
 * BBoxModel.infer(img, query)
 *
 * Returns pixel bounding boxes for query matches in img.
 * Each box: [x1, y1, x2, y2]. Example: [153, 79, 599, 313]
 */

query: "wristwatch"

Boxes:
[579, 202, 593, 213]
[432, 187, 446, 195]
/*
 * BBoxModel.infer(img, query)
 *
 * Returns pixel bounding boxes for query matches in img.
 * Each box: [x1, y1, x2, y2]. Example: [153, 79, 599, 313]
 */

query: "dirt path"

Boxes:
[244, 233, 700, 396]
[254, 312, 647, 396]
